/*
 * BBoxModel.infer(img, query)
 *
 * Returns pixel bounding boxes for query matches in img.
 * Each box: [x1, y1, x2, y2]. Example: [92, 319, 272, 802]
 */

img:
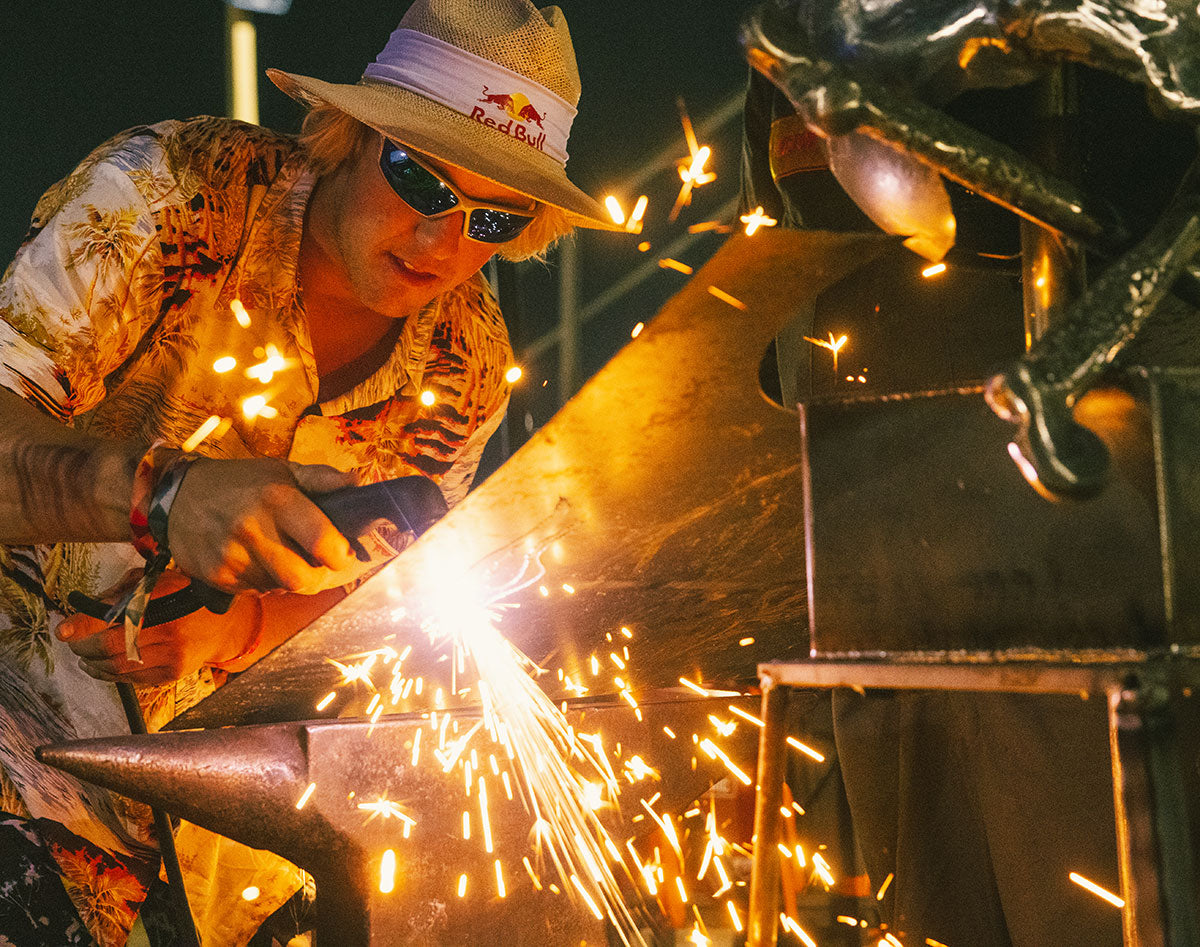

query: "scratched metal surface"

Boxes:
[173, 230, 897, 730]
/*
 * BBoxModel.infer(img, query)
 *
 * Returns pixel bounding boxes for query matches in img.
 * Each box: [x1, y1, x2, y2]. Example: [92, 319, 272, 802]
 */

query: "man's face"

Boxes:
[314, 132, 530, 319]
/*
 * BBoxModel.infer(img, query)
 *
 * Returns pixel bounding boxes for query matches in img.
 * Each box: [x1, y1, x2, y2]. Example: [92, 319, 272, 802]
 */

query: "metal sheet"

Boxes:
[801, 383, 1167, 653]
[173, 230, 896, 730]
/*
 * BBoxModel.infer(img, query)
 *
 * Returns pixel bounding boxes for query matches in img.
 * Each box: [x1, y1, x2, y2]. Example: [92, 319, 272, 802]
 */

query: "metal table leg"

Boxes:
[748, 681, 790, 947]
[1109, 676, 1200, 947]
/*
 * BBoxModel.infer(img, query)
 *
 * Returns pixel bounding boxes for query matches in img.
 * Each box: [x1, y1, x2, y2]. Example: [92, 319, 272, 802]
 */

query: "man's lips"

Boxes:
[389, 253, 439, 285]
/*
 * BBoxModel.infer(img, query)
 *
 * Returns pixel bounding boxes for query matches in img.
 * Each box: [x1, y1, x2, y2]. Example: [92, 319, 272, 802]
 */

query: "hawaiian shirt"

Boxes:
[0, 116, 514, 945]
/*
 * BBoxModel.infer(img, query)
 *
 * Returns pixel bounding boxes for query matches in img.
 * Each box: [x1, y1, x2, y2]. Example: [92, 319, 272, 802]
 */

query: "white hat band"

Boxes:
[363, 28, 575, 165]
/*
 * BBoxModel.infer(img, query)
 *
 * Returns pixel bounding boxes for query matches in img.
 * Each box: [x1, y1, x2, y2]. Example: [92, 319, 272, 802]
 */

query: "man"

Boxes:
[0, 1, 614, 943]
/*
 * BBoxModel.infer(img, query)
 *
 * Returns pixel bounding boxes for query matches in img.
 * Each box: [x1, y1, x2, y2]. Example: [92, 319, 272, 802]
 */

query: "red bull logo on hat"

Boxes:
[471, 86, 548, 152]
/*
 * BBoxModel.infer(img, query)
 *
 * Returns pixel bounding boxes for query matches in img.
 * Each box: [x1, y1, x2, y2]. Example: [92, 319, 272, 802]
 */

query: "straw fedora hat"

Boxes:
[267, 0, 617, 230]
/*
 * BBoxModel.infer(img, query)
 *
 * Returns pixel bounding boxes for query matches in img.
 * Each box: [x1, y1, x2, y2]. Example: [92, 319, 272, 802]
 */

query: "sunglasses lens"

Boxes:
[465, 207, 535, 244]
[380, 144, 459, 216]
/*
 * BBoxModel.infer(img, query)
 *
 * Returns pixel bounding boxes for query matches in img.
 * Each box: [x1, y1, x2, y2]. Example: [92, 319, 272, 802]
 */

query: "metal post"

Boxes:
[747, 679, 789, 947]
[226, 5, 260, 124]
[1020, 64, 1085, 348]
[557, 236, 580, 406]
[1108, 676, 1200, 947]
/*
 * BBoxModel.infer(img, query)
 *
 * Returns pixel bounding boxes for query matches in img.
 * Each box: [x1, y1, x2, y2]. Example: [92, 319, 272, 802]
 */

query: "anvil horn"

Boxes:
[36, 722, 341, 868]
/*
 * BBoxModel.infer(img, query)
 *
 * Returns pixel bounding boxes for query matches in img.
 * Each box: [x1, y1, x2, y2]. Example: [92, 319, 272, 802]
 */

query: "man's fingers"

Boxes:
[57, 614, 118, 649]
[81, 658, 177, 687]
[237, 515, 333, 592]
[289, 462, 360, 495]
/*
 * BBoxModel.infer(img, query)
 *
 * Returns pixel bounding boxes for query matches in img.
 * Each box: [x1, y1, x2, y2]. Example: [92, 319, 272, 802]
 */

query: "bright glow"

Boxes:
[241, 395, 277, 420]
[922, 262, 948, 278]
[683, 146, 711, 183]
[182, 415, 223, 452]
[1070, 871, 1125, 907]
[629, 195, 648, 227]
[803, 332, 850, 373]
[295, 782, 316, 810]
[419, 390, 436, 406]
[229, 18, 259, 124]
[658, 258, 694, 275]
[505, 366, 523, 384]
[707, 285, 747, 310]
[787, 735, 826, 763]
[604, 195, 626, 226]
[212, 356, 237, 373]
[379, 850, 396, 894]
[739, 205, 778, 236]
[631, 322, 644, 339]
[738, 637, 755, 646]
[230, 299, 251, 328]
[457, 873, 467, 897]
[241, 886, 259, 901]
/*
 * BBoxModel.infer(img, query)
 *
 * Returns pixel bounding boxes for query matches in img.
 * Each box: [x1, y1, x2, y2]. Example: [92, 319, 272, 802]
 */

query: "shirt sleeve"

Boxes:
[0, 150, 163, 421]
[437, 392, 509, 507]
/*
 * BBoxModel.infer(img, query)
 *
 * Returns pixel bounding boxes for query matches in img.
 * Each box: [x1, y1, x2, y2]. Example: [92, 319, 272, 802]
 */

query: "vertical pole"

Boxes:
[1020, 64, 1085, 349]
[747, 678, 789, 947]
[226, 6, 260, 124]
[557, 236, 580, 407]
[1108, 676, 1199, 947]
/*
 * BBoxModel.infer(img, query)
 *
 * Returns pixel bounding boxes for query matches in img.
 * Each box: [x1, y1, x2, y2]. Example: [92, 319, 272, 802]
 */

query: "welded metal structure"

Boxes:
[740, 2, 1200, 945]
[40, 229, 885, 945]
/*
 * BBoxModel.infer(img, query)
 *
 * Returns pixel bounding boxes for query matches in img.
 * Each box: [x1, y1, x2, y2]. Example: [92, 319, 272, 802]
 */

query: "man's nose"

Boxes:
[412, 212, 465, 260]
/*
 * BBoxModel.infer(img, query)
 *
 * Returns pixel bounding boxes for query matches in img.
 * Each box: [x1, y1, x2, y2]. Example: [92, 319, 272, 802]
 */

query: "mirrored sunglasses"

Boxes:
[379, 140, 537, 244]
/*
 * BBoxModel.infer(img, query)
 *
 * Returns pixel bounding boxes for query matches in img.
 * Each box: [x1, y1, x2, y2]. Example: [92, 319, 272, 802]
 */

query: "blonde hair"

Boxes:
[297, 104, 573, 262]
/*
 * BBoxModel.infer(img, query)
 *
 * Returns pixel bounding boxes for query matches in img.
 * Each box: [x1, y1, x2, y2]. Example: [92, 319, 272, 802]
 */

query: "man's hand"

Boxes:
[58, 570, 259, 685]
[167, 458, 361, 593]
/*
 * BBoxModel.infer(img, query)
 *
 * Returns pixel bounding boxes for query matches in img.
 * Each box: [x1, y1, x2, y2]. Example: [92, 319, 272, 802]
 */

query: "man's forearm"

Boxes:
[0, 388, 141, 544]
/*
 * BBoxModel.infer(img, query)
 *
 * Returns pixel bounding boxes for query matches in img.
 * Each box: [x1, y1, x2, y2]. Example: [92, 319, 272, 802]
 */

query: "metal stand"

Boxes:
[746, 651, 1200, 947]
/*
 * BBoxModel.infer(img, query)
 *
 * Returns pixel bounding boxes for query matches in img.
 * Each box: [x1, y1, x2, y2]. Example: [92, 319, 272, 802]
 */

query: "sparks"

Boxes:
[358, 798, 416, 827]
[698, 738, 752, 785]
[379, 850, 397, 894]
[604, 195, 626, 226]
[786, 735, 826, 763]
[739, 205, 777, 236]
[725, 900, 743, 933]
[707, 285, 747, 310]
[494, 859, 506, 898]
[182, 415, 224, 452]
[803, 332, 849, 374]
[230, 299, 251, 327]
[504, 365, 523, 384]
[295, 782, 316, 810]
[1069, 871, 1125, 908]
[631, 321, 644, 338]
[659, 258, 694, 275]
[877, 871, 894, 900]
[728, 705, 763, 727]
[457, 873, 467, 898]
[922, 261, 948, 278]
[626, 195, 648, 234]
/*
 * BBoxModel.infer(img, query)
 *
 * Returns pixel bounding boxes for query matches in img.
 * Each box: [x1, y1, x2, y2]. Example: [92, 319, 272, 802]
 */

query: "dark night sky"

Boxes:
[0, 1, 754, 461]
[0, 1, 751, 261]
